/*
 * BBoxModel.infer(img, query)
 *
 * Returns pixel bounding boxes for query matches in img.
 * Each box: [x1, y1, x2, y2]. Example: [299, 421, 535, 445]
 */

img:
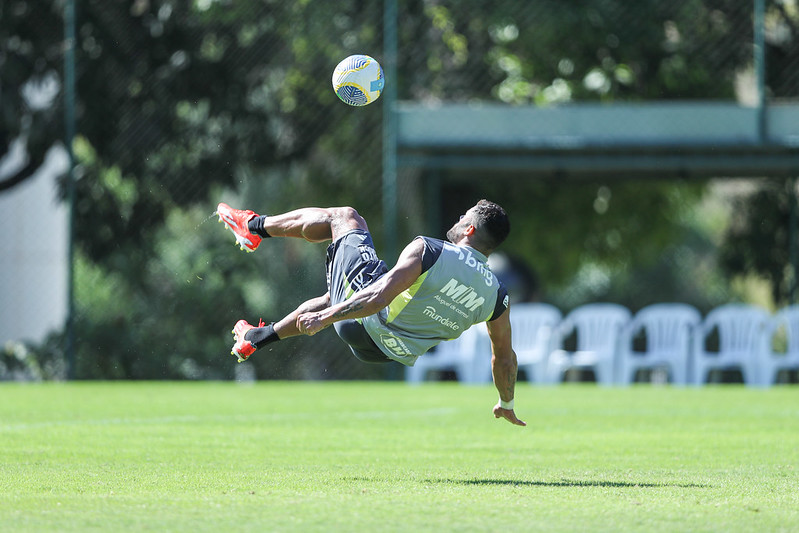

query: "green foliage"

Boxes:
[392, 0, 761, 308]
[59, 0, 387, 378]
[4, 1, 799, 377]
[69, 0, 384, 267]
[0, 0, 64, 191]
[71, 199, 389, 380]
[720, 179, 798, 306]
[401, 0, 749, 104]
[0, 335, 66, 382]
[435, 178, 710, 307]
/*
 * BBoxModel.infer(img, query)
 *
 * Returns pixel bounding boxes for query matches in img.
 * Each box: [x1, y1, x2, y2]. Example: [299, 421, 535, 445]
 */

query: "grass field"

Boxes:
[0, 382, 797, 532]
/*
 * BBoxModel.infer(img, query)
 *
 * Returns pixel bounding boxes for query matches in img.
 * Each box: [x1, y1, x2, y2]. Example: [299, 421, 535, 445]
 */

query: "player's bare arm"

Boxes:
[486, 308, 526, 427]
[296, 239, 425, 336]
[272, 292, 331, 338]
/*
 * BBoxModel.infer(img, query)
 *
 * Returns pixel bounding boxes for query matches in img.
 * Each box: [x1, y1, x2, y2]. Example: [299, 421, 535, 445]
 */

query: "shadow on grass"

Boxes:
[427, 479, 709, 489]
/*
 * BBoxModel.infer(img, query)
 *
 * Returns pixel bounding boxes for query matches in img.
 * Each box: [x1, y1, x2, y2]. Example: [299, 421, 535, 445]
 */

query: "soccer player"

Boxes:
[216, 200, 525, 426]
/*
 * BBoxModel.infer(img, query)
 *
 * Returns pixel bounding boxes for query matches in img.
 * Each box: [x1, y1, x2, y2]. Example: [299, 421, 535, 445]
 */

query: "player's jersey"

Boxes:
[361, 237, 508, 366]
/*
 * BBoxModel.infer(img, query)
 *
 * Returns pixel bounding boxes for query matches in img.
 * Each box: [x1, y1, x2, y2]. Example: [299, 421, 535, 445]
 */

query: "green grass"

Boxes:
[1, 382, 797, 532]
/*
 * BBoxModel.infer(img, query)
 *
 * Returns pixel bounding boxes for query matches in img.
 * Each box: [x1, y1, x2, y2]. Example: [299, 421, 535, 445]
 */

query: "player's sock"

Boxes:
[244, 322, 280, 349]
[247, 216, 272, 238]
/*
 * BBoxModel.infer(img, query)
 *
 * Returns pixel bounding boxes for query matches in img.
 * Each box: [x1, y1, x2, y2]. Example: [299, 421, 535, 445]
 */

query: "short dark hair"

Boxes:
[471, 199, 510, 253]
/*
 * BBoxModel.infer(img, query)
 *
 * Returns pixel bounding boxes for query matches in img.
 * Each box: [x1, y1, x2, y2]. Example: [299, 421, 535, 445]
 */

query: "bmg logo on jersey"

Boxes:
[456, 248, 495, 286]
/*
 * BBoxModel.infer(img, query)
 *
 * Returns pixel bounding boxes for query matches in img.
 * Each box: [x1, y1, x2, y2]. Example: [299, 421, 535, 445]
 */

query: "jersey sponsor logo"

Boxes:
[456, 248, 495, 287]
[433, 294, 469, 318]
[379, 334, 413, 357]
[422, 306, 460, 331]
[439, 278, 486, 312]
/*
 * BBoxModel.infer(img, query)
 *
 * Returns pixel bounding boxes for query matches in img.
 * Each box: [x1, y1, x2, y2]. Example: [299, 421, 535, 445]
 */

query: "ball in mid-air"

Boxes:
[332, 54, 385, 106]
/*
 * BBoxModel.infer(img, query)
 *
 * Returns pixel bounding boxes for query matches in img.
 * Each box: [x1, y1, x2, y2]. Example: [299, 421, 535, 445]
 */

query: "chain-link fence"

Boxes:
[1, 0, 798, 381]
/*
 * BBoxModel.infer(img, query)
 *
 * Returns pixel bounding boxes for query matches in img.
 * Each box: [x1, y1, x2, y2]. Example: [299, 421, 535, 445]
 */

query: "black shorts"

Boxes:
[325, 230, 391, 363]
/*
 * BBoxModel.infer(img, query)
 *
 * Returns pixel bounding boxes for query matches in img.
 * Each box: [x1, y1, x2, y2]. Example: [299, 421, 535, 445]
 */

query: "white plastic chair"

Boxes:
[405, 325, 490, 384]
[510, 303, 562, 384]
[758, 305, 799, 386]
[470, 303, 562, 384]
[617, 303, 701, 385]
[546, 303, 631, 385]
[692, 303, 770, 386]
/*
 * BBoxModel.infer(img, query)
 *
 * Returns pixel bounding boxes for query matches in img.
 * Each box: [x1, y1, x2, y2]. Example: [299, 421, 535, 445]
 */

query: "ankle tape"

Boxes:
[247, 216, 272, 238]
[244, 322, 280, 349]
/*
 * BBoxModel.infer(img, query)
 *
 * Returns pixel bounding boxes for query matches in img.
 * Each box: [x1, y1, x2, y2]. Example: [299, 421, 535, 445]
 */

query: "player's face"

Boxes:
[446, 208, 474, 243]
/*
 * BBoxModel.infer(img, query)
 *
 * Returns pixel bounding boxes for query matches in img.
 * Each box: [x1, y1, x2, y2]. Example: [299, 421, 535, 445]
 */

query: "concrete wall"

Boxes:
[0, 146, 69, 346]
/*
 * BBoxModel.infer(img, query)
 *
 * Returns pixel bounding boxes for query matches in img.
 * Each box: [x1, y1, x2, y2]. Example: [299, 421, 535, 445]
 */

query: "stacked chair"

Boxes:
[405, 323, 490, 384]
[546, 304, 631, 385]
[691, 304, 770, 386]
[617, 303, 702, 386]
[405, 301, 798, 387]
[469, 303, 563, 384]
[757, 305, 799, 386]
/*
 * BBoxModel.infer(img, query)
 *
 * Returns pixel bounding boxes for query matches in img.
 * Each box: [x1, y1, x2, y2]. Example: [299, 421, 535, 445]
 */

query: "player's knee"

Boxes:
[335, 206, 361, 222]
[331, 206, 368, 232]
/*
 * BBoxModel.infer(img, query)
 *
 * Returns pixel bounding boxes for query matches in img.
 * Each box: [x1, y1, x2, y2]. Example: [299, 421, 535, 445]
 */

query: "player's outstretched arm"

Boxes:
[486, 309, 526, 427]
[273, 292, 331, 339]
[295, 239, 424, 336]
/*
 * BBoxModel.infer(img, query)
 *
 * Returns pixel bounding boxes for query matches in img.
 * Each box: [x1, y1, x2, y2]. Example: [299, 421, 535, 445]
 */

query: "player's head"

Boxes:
[446, 199, 510, 255]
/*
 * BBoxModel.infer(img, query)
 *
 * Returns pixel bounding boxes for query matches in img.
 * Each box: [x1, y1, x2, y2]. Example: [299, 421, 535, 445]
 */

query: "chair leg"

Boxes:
[545, 352, 566, 384]
[692, 361, 706, 386]
[618, 363, 634, 386]
[596, 360, 615, 386]
[406, 364, 427, 383]
[671, 361, 687, 386]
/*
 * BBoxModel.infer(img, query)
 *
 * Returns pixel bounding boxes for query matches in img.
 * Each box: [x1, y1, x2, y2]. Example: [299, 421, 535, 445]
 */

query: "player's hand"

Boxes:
[493, 404, 526, 426]
[296, 312, 328, 336]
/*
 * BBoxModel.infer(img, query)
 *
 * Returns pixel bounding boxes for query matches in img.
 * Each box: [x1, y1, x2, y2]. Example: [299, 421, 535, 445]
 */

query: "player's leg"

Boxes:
[258, 206, 368, 243]
[229, 229, 390, 363]
[334, 320, 392, 363]
[222, 204, 386, 363]
[231, 293, 330, 362]
[217, 203, 368, 251]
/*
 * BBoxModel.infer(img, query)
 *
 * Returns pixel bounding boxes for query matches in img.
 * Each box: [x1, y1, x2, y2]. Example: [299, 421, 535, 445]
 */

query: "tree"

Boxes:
[5, 1, 787, 378]
[0, 1, 65, 191]
[720, 179, 797, 306]
[715, 1, 799, 305]
[399, 0, 750, 299]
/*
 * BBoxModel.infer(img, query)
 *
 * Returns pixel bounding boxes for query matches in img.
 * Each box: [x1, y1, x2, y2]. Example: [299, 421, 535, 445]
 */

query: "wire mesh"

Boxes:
[1, 0, 799, 381]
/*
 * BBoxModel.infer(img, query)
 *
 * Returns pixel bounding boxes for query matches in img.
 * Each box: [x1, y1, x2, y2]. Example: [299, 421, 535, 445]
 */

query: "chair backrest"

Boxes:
[563, 303, 631, 352]
[434, 322, 488, 358]
[510, 303, 562, 353]
[629, 303, 701, 355]
[702, 304, 770, 355]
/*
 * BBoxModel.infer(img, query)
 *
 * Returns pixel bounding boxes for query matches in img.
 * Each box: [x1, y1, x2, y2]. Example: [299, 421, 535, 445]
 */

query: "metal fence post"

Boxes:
[383, 0, 398, 264]
[754, 0, 766, 141]
[791, 177, 798, 304]
[64, 0, 77, 379]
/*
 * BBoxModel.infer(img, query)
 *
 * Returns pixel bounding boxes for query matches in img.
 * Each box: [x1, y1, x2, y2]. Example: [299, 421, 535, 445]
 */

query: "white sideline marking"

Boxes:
[0, 407, 459, 432]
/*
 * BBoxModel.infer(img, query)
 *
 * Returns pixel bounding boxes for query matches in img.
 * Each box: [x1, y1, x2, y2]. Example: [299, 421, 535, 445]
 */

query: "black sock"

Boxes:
[247, 216, 272, 238]
[244, 322, 280, 349]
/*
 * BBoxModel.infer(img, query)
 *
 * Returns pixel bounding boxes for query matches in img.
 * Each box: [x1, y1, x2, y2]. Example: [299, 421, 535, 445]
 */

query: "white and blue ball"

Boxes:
[332, 54, 385, 107]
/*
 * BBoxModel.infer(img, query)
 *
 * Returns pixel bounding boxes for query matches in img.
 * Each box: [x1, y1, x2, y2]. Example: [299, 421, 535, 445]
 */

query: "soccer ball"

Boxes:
[331, 55, 385, 107]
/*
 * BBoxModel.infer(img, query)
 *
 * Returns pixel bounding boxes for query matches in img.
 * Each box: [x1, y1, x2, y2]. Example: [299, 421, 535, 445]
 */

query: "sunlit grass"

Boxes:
[0, 382, 797, 532]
